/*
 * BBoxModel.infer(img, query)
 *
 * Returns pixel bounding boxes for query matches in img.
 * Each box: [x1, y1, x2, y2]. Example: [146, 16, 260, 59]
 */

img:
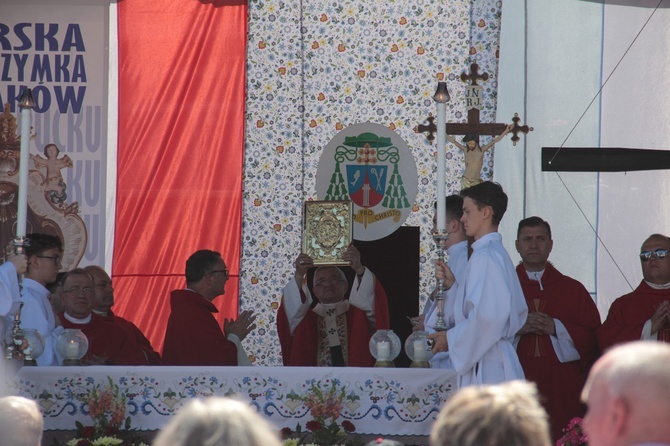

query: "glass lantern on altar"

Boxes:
[369, 329, 401, 367]
[21, 329, 45, 366]
[404, 330, 433, 368]
[56, 329, 89, 366]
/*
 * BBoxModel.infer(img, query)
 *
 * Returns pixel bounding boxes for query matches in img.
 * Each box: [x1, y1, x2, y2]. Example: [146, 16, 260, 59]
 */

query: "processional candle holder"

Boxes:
[431, 81, 450, 332]
[5, 302, 26, 361]
[3, 304, 44, 366]
[405, 330, 434, 368]
[4, 87, 36, 365]
[369, 329, 401, 367]
[431, 230, 450, 331]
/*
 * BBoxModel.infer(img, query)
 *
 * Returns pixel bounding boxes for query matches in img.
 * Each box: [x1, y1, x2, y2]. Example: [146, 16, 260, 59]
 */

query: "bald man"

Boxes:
[84, 266, 161, 364]
[0, 396, 44, 446]
[598, 234, 670, 351]
[581, 341, 670, 446]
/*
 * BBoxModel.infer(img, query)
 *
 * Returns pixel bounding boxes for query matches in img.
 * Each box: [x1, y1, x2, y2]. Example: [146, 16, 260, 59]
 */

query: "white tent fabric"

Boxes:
[496, 0, 670, 319]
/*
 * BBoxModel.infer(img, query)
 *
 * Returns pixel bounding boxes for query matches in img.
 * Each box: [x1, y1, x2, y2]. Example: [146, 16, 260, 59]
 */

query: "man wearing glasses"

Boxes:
[277, 244, 389, 367]
[59, 268, 149, 365]
[162, 250, 256, 366]
[17, 233, 63, 366]
[598, 233, 670, 351]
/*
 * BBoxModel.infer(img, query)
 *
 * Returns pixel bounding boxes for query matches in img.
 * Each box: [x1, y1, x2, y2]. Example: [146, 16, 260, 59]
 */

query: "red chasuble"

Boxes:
[276, 280, 390, 367]
[516, 263, 601, 440]
[101, 311, 161, 364]
[60, 313, 150, 365]
[597, 281, 670, 351]
[162, 289, 238, 366]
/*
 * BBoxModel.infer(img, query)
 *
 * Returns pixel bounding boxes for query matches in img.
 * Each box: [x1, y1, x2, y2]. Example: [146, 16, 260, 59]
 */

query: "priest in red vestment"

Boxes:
[514, 217, 601, 441]
[84, 266, 161, 364]
[58, 269, 151, 365]
[162, 250, 256, 366]
[598, 233, 670, 351]
[277, 244, 389, 367]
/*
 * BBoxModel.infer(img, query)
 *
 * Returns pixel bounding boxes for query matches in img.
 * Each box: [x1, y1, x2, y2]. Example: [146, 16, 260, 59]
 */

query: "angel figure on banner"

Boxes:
[446, 124, 514, 190]
[30, 143, 72, 205]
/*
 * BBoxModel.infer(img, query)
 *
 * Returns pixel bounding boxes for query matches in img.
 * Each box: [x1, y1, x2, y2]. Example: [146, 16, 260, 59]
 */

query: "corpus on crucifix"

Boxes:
[447, 124, 514, 189]
[418, 63, 533, 190]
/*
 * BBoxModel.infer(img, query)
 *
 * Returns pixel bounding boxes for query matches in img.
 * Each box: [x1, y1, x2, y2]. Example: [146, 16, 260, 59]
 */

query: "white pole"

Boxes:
[17, 88, 34, 239]
[433, 82, 449, 231]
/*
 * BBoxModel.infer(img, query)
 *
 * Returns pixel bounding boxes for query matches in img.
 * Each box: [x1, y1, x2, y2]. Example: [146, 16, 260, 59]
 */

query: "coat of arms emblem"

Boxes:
[317, 123, 418, 241]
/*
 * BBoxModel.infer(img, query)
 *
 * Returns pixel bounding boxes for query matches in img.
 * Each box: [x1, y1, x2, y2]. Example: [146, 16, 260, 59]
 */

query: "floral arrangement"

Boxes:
[281, 380, 359, 446]
[556, 417, 588, 446]
[62, 377, 148, 446]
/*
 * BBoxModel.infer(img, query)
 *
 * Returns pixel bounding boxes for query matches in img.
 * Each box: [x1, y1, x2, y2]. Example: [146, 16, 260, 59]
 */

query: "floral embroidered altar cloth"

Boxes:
[10, 366, 456, 437]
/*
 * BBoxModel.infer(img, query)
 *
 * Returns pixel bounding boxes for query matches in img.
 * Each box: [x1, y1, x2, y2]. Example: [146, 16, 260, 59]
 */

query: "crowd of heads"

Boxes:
[153, 397, 282, 446]
[581, 341, 670, 446]
[0, 396, 43, 446]
[430, 380, 551, 446]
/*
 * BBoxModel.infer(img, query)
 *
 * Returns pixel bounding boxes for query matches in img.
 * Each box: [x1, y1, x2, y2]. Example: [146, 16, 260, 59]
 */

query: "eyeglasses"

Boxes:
[314, 277, 346, 287]
[640, 249, 668, 262]
[210, 269, 229, 279]
[36, 255, 61, 264]
[62, 286, 94, 295]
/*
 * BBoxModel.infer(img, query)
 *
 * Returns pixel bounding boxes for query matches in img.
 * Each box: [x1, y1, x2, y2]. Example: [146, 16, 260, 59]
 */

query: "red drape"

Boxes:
[114, 0, 247, 353]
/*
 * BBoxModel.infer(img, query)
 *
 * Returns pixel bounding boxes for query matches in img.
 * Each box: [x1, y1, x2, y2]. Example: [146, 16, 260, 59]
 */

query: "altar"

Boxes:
[9, 366, 456, 441]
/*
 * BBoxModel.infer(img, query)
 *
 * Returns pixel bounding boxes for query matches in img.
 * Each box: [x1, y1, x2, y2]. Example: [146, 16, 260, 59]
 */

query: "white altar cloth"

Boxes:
[9, 366, 456, 437]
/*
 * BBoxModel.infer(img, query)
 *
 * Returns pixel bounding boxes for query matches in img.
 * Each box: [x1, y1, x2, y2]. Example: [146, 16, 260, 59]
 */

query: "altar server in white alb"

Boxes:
[0, 251, 28, 338]
[15, 234, 64, 366]
[414, 195, 468, 370]
[428, 181, 527, 387]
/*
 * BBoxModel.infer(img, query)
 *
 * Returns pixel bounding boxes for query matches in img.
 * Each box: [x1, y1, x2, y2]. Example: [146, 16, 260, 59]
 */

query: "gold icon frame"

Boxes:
[302, 200, 352, 266]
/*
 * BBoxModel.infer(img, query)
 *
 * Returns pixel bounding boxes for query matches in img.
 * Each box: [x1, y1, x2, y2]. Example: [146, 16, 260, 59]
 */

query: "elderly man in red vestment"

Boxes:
[514, 217, 601, 441]
[59, 269, 150, 365]
[162, 249, 256, 366]
[277, 244, 389, 367]
[598, 233, 670, 351]
[83, 266, 161, 364]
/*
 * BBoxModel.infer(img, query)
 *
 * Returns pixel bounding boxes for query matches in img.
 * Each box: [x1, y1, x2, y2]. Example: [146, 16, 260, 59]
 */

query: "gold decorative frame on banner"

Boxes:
[302, 200, 352, 266]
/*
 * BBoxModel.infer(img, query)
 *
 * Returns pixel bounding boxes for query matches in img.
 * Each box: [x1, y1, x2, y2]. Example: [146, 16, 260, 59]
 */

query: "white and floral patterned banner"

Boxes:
[10, 366, 456, 437]
[242, 0, 504, 365]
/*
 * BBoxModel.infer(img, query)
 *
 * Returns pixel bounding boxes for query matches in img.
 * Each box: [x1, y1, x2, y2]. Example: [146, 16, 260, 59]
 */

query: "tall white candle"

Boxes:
[65, 340, 79, 359]
[377, 340, 390, 361]
[413, 339, 427, 361]
[17, 94, 32, 238]
[435, 86, 447, 231]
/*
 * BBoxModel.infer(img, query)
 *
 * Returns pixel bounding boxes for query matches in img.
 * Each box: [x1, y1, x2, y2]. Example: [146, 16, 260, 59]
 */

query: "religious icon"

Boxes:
[302, 200, 352, 266]
[0, 105, 87, 269]
[30, 143, 73, 205]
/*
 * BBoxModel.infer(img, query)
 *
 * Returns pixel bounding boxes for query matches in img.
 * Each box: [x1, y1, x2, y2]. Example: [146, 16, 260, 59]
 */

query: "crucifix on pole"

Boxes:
[417, 63, 533, 190]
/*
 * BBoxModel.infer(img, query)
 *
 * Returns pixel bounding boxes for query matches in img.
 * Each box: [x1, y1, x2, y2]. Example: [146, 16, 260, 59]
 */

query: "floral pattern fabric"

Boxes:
[10, 366, 456, 437]
[242, 0, 504, 365]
